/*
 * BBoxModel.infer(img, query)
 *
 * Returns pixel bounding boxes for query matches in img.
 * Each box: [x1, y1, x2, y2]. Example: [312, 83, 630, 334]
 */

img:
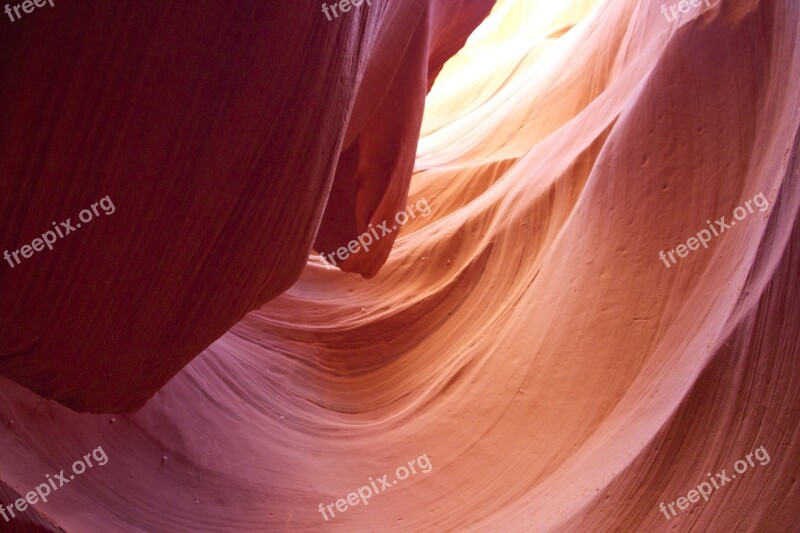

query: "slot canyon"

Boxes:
[0, 0, 798, 531]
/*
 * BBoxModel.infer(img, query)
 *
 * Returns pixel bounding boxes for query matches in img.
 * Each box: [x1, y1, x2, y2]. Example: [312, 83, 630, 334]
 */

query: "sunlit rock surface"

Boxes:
[0, 0, 798, 531]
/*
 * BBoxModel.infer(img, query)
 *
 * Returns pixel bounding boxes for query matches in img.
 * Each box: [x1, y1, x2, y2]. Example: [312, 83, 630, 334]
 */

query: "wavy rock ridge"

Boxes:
[0, 0, 798, 531]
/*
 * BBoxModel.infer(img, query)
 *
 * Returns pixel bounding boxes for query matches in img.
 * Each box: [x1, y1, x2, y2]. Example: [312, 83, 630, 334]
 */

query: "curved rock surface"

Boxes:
[0, 0, 798, 531]
[0, 0, 494, 412]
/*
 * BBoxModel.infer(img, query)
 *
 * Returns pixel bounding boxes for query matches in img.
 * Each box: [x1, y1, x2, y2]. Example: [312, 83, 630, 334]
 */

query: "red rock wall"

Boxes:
[0, 0, 798, 531]
[0, 0, 495, 412]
